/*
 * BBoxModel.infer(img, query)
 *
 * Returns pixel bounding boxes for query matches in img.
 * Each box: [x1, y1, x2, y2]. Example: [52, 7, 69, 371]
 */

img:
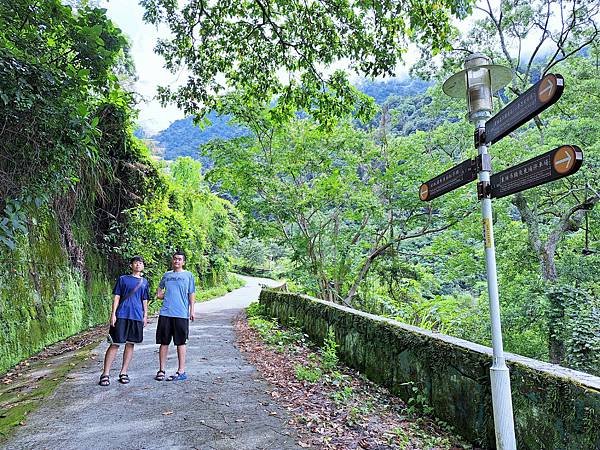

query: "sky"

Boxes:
[101, 0, 185, 135]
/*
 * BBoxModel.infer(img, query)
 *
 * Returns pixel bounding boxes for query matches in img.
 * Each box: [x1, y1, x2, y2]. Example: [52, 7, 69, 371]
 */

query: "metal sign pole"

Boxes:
[476, 118, 517, 450]
[443, 53, 517, 449]
[432, 53, 579, 450]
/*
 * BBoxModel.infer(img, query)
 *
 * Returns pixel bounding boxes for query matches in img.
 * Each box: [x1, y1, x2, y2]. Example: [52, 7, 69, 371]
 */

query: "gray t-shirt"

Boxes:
[158, 270, 196, 318]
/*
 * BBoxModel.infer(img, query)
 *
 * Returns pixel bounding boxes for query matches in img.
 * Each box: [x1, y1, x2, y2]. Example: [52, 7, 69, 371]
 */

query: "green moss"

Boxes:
[0, 341, 99, 444]
[0, 212, 111, 374]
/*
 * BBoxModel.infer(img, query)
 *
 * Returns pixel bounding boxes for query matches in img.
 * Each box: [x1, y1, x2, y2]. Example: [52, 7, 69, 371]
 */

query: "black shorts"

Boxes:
[109, 318, 144, 344]
[156, 316, 189, 346]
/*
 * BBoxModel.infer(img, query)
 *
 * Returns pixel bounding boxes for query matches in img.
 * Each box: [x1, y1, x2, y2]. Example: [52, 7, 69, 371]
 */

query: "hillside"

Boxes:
[150, 78, 432, 161]
[154, 111, 249, 162]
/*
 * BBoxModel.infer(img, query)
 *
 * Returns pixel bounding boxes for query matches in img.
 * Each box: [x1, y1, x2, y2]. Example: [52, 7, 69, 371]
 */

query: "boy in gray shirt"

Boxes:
[154, 251, 196, 381]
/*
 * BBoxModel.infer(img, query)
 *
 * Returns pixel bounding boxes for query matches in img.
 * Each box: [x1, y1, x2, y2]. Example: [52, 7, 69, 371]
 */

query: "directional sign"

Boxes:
[490, 145, 582, 199]
[419, 158, 478, 201]
[485, 73, 564, 145]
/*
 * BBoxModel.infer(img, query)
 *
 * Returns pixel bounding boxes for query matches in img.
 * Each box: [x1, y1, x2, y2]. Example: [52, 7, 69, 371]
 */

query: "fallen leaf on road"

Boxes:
[298, 441, 310, 448]
[162, 410, 174, 416]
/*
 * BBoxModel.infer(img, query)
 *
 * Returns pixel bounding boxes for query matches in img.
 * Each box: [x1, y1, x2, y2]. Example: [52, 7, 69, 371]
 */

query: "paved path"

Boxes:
[5, 277, 301, 450]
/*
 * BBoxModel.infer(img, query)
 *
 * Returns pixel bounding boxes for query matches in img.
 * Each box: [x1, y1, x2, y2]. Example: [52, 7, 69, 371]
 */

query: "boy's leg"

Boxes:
[159, 344, 169, 372]
[176, 344, 186, 374]
[172, 317, 189, 374]
[156, 315, 171, 373]
[102, 344, 119, 375]
[120, 343, 134, 374]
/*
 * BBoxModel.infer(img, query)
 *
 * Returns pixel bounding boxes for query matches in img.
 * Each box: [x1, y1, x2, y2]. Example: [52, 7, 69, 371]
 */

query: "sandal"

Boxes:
[98, 374, 110, 386]
[118, 373, 130, 384]
[167, 371, 187, 381]
[154, 370, 166, 381]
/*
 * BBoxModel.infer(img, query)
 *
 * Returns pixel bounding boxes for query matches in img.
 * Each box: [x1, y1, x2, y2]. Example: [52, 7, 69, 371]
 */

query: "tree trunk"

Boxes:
[540, 248, 564, 364]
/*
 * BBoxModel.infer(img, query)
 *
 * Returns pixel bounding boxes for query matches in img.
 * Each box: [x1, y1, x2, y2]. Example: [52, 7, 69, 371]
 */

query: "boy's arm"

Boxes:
[157, 275, 166, 299]
[189, 292, 196, 321]
[143, 299, 149, 327]
[110, 295, 120, 326]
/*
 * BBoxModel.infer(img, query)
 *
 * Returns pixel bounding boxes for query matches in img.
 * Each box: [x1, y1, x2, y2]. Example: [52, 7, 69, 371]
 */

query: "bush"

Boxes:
[294, 364, 322, 382]
[321, 329, 339, 372]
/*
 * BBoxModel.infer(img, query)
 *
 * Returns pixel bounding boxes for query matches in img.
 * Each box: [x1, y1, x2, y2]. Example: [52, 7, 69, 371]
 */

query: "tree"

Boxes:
[204, 105, 474, 305]
[140, 0, 473, 126]
[0, 0, 129, 249]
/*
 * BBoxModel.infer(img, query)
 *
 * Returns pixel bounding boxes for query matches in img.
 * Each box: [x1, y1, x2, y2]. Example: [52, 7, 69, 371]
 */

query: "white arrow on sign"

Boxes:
[539, 78, 554, 97]
[555, 150, 572, 169]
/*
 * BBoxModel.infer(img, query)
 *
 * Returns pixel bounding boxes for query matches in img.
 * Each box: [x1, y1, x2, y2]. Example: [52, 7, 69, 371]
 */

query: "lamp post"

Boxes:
[443, 53, 517, 450]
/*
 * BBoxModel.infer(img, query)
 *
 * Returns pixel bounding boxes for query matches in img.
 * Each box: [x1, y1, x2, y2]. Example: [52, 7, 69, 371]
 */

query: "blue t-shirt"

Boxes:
[112, 275, 150, 321]
[158, 270, 196, 319]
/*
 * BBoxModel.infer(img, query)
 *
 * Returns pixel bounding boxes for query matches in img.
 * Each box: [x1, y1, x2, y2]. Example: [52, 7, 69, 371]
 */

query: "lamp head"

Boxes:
[442, 53, 513, 123]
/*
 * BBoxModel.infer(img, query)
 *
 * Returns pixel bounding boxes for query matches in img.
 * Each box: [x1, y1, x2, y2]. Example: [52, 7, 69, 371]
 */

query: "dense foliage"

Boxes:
[195, 0, 600, 375]
[0, 0, 241, 373]
[0, 1, 128, 250]
[106, 157, 240, 288]
[141, 0, 472, 126]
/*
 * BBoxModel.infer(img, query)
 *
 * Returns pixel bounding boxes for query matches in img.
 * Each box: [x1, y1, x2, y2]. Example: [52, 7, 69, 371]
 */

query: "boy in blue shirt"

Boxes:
[154, 251, 196, 382]
[98, 256, 150, 386]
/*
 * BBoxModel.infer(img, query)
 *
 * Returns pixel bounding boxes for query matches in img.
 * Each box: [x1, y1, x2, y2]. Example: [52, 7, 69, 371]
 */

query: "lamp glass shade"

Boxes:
[467, 67, 492, 114]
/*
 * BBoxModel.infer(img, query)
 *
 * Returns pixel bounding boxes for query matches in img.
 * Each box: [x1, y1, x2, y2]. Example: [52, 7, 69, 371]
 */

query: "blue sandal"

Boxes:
[167, 371, 187, 381]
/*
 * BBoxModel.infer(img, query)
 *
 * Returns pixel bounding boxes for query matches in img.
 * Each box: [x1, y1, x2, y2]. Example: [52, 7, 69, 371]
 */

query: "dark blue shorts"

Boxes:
[109, 318, 144, 344]
[156, 316, 189, 346]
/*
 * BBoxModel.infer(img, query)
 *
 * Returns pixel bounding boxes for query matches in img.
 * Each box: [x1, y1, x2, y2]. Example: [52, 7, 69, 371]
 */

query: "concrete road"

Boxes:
[5, 276, 301, 450]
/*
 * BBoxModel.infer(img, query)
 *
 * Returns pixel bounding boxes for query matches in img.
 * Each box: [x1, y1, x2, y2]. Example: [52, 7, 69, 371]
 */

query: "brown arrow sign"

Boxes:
[419, 158, 478, 201]
[490, 145, 583, 199]
[485, 73, 564, 145]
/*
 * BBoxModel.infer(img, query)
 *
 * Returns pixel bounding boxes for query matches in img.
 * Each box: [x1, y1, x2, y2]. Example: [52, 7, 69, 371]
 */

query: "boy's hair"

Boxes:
[130, 255, 144, 264]
[173, 250, 186, 260]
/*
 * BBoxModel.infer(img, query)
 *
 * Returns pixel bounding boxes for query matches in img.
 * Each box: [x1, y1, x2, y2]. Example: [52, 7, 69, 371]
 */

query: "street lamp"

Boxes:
[443, 53, 517, 450]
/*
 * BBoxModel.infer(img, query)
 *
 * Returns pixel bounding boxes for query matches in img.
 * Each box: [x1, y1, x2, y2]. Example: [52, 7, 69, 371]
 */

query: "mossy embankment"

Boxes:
[0, 211, 111, 375]
[260, 289, 600, 450]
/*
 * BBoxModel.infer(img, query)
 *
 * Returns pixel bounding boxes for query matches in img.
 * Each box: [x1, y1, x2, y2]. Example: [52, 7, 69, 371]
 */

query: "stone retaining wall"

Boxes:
[259, 290, 600, 449]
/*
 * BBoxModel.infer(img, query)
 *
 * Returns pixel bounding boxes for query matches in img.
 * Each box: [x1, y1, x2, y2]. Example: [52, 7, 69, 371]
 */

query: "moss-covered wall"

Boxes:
[0, 214, 111, 374]
[260, 290, 600, 450]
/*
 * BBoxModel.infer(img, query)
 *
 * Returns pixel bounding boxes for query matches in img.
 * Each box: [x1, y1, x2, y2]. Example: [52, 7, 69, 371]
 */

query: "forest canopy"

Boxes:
[140, 0, 473, 126]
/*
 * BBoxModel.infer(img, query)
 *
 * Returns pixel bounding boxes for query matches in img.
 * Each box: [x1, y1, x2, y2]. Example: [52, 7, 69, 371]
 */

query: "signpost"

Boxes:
[485, 73, 564, 145]
[490, 145, 582, 198]
[424, 53, 585, 450]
